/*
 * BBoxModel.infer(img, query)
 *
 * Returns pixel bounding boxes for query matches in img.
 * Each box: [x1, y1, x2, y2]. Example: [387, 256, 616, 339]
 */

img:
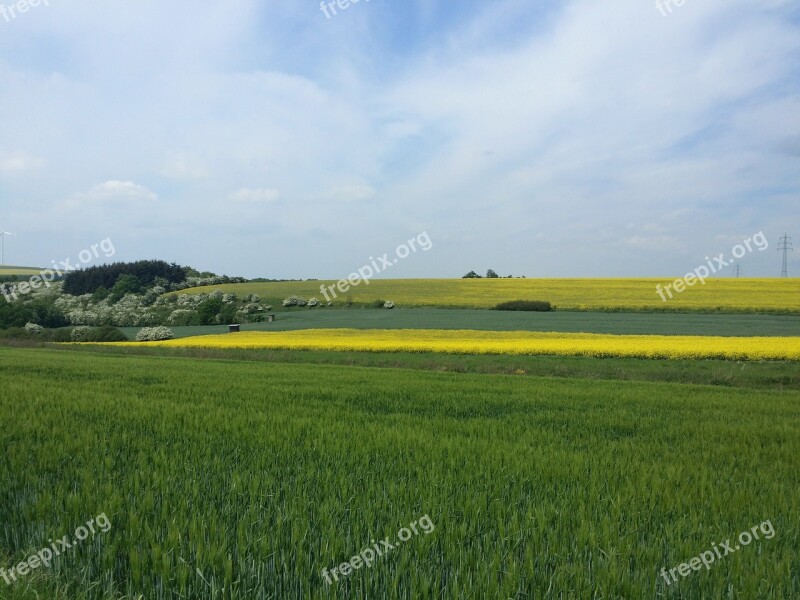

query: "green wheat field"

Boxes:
[1, 347, 798, 599]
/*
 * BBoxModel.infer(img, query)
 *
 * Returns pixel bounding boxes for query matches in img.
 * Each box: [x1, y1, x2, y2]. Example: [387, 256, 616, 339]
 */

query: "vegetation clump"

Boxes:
[494, 300, 552, 312]
[135, 326, 175, 342]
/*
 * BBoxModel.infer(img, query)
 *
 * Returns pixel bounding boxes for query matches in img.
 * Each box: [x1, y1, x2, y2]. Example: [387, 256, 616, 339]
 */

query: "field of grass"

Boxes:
[105, 328, 800, 361]
[62, 344, 800, 390]
[0, 347, 798, 599]
[178, 278, 800, 313]
[119, 309, 800, 339]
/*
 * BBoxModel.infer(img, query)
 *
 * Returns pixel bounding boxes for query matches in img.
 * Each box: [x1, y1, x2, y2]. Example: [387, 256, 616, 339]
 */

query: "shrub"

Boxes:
[135, 326, 175, 342]
[71, 326, 93, 342]
[24, 322, 44, 335]
[89, 326, 128, 342]
[371, 299, 385, 309]
[494, 300, 552, 312]
[168, 309, 201, 326]
[70, 325, 127, 342]
[384, 300, 395, 309]
[308, 298, 319, 307]
[282, 296, 307, 307]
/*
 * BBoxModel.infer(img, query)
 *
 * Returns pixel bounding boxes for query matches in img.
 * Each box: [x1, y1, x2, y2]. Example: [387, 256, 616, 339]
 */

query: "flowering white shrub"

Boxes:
[168, 309, 197, 325]
[24, 322, 44, 335]
[71, 326, 93, 342]
[135, 326, 175, 342]
[308, 298, 319, 307]
[384, 300, 395, 309]
[282, 296, 308, 307]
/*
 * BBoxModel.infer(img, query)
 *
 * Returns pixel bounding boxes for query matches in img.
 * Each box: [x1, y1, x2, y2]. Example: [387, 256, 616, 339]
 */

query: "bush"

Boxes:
[371, 299, 385, 308]
[89, 326, 128, 342]
[494, 300, 552, 312]
[71, 326, 93, 342]
[168, 309, 201, 326]
[384, 300, 395, 309]
[49, 328, 75, 342]
[135, 326, 175, 342]
[282, 296, 307, 308]
[24, 322, 44, 335]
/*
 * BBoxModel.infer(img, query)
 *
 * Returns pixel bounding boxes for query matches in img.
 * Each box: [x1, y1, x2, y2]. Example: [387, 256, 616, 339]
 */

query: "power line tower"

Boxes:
[778, 233, 793, 277]
[733, 264, 742, 278]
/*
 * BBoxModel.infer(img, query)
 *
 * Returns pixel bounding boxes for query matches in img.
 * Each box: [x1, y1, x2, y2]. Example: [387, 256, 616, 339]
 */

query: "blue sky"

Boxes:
[0, 0, 798, 279]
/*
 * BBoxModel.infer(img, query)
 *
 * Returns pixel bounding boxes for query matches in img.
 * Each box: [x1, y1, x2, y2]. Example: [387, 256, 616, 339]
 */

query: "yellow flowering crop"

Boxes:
[109, 329, 800, 361]
[175, 278, 800, 313]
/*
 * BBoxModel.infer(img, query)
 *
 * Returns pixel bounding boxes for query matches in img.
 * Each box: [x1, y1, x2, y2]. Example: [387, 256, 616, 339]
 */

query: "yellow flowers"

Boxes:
[111, 329, 800, 361]
[176, 278, 800, 312]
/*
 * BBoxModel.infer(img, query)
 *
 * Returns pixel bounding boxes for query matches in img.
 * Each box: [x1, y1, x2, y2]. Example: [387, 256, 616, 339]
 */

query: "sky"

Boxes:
[0, 0, 798, 279]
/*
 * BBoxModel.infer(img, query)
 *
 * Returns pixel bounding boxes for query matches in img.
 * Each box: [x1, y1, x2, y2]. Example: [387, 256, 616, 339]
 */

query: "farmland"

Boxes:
[178, 278, 800, 313]
[110, 329, 800, 361]
[119, 308, 800, 339]
[1, 347, 798, 599]
[0, 266, 43, 277]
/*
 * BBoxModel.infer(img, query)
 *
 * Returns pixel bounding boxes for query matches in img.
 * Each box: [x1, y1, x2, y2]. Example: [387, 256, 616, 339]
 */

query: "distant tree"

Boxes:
[486, 269, 499, 279]
[91, 286, 110, 302]
[109, 274, 142, 302]
[63, 260, 187, 296]
[462, 271, 482, 279]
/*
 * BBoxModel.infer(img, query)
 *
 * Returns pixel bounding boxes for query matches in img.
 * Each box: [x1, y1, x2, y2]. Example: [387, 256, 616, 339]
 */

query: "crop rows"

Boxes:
[105, 329, 800, 361]
[1, 347, 799, 598]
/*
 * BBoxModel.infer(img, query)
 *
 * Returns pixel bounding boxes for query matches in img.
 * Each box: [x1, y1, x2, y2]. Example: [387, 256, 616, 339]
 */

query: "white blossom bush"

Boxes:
[24, 323, 44, 335]
[135, 326, 175, 342]
[384, 300, 395, 309]
[283, 296, 307, 307]
[134, 312, 161, 327]
[307, 298, 319, 307]
[70, 326, 93, 342]
[167, 309, 197, 325]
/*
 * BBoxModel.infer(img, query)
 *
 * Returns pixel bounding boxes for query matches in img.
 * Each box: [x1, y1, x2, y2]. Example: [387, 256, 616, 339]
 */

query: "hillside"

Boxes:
[176, 278, 800, 313]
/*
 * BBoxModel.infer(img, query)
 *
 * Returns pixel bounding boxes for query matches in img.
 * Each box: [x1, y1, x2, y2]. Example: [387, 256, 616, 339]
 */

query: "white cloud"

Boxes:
[320, 184, 377, 203]
[160, 155, 209, 180]
[229, 188, 280, 204]
[62, 181, 158, 211]
[0, 151, 44, 173]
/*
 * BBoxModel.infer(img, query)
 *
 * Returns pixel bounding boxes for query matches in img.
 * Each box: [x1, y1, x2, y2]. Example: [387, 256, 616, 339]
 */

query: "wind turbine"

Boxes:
[0, 229, 15, 265]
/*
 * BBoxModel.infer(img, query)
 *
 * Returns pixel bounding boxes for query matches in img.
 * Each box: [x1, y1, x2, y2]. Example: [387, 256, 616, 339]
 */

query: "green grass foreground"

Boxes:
[0, 348, 798, 599]
[61, 344, 800, 391]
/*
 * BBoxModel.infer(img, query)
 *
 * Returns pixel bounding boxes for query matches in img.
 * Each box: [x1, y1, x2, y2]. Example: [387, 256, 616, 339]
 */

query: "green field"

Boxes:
[177, 278, 800, 313]
[120, 308, 800, 340]
[1, 347, 798, 599]
[66, 344, 800, 390]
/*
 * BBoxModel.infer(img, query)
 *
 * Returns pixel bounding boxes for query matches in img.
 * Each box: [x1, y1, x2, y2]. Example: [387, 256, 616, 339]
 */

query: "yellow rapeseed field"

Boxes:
[112, 329, 800, 361]
[176, 278, 800, 313]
